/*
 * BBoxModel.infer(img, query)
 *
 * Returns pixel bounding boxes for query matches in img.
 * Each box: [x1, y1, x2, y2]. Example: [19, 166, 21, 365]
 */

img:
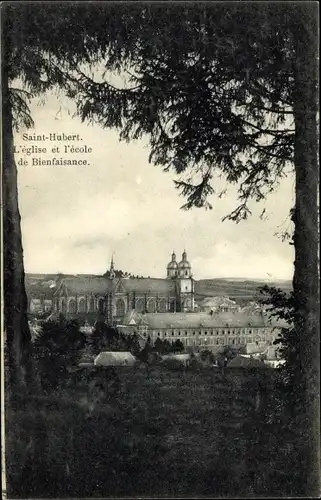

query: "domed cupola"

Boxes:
[178, 250, 192, 277]
[167, 251, 178, 278]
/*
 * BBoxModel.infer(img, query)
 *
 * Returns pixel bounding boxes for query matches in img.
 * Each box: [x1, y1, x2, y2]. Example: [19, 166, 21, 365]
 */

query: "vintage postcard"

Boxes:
[1, 2, 319, 498]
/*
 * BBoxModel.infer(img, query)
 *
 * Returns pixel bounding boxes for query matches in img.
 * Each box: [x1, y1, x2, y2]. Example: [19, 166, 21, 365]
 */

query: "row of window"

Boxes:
[146, 328, 271, 337]
[55, 298, 176, 315]
[142, 332, 272, 343]
[131, 300, 175, 314]
[56, 298, 105, 314]
[143, 336, 266, 346]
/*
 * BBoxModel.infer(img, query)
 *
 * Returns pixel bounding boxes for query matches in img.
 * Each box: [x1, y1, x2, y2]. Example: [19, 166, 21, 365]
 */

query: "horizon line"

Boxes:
[24, 271, 292, 282]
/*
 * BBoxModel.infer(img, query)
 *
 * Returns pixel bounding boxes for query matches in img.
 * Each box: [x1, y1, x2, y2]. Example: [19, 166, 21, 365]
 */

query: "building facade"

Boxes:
[50, 251, 195, 324]
[117, 310, 284, 353]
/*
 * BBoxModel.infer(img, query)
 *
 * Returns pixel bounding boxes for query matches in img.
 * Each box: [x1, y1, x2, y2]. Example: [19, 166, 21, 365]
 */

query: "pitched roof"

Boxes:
[161, 354, 190, 361]
[121, 310, 141, 326]
[55, 276, 112, 295]
[120, 277, 176, 295]
[94, 351, 137, 366]
[50, 276, 175, 297]
[125, 311, 285, 329]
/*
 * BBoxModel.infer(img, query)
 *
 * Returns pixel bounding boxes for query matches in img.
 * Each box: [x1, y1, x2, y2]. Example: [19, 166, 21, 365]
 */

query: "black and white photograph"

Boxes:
[1, 2, 319, 498]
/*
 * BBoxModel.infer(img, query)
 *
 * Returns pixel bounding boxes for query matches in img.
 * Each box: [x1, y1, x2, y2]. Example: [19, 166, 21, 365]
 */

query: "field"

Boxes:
[5, 365, 297, 498]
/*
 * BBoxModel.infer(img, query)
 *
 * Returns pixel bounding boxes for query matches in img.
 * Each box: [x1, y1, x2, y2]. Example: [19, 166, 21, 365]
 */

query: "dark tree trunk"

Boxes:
[2, 71, 32, 391]
[292, 5, 319, 496]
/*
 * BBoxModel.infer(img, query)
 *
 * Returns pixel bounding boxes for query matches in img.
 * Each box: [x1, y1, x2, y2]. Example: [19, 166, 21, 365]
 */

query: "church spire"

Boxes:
[110, 253, 115, 279]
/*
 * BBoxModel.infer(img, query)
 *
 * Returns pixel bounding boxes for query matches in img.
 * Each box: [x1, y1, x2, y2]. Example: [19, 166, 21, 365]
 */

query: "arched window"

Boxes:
[97, 298, 105, 313]
[78, 298, 86, 313]
[158, 299, 167, 312]
[147, 299, 156, 313]
[135, 299, 145, 313]
[88, 297, 94, 312]
[68, 298, 76, 314]
[116, 298, 125, 317]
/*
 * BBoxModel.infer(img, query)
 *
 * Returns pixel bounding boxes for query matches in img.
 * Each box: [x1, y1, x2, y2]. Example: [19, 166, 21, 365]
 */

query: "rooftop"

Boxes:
[94, 351, 137, 366]
[120, 277, 176, 294]
[54, 276, 112, 296]
[120, 311, 287, 329]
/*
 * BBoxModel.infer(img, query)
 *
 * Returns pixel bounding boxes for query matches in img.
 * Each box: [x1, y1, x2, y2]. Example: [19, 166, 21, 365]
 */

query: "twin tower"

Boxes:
[167, 250, 192, 279]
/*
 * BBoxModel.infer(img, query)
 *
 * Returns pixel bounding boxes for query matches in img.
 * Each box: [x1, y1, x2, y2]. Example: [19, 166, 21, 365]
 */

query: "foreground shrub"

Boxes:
[161, 358, 186, 371]
[32, 319, 86, 391]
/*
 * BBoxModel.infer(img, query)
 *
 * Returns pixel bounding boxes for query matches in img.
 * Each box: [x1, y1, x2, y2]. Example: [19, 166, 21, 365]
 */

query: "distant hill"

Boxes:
[194, 278, 292, 305]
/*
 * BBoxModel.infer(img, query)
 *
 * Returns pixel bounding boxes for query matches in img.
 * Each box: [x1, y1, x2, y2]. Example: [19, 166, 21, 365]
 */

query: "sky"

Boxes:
[15, 91, 295, 280]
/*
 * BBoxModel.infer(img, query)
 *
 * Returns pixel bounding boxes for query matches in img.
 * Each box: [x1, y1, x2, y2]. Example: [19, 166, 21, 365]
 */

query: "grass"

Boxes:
[5, 365, 300, 498]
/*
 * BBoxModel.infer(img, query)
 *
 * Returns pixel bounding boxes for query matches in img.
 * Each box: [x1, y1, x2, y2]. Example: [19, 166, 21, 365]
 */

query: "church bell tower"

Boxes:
[166, 251, 178, 278]
[176, 250, 195, 312]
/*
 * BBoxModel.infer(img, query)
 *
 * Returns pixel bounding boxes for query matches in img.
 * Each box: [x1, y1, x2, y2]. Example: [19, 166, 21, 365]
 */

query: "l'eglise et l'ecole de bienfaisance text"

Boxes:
[14, 132, 92, 166]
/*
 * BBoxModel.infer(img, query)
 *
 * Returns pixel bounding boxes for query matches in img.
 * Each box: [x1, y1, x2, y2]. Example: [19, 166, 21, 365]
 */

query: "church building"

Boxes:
[52, 251, 195, 324]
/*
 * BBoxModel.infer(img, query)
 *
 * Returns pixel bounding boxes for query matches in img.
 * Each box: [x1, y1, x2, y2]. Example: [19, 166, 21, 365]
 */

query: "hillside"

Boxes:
[194, 278, 292, 305]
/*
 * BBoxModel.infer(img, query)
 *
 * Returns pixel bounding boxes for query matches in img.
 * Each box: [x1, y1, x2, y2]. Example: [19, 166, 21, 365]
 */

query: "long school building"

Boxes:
[117, 310, 285, 352]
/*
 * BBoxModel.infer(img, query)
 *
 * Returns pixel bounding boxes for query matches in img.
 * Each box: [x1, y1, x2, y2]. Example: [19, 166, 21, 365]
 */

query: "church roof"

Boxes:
[178, 260, 191, 269]
[167, 261, 178, 269]
[120, 278, 176, 295]
[123, 311, 286, 329]
[54, 276, 112, 296]
[51, 276, 176, 297]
